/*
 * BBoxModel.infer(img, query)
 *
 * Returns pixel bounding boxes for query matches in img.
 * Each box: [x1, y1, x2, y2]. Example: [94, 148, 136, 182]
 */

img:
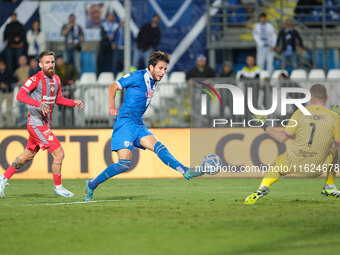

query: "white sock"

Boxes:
[55, 184, 63, 189]
[176, 166, 185, 174]
[1, 175, 8, 182]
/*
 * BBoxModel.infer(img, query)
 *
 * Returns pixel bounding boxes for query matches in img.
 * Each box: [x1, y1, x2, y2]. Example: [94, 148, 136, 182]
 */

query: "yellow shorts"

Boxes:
[271, 149, 339, 177]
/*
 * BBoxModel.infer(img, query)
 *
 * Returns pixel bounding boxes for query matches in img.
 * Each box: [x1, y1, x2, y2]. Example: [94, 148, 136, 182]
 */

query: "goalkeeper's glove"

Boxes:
[330, 105, 340, 115]
[252, 114, 268, 131]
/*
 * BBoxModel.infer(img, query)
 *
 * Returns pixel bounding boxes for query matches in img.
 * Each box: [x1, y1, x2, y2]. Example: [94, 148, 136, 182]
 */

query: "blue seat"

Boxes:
[227, 7, 247, 23]
[81, 51, 96, 74]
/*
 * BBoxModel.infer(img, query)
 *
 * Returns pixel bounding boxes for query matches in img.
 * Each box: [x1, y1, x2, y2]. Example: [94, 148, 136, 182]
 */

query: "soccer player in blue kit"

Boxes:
[84, 51, 201, 201]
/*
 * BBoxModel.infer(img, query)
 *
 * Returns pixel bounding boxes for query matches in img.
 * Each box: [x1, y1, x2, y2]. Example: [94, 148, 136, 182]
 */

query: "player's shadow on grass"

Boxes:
[255, 198, 336, 205]
[99, 195, 148, 201]
[13, 193, 54, 198]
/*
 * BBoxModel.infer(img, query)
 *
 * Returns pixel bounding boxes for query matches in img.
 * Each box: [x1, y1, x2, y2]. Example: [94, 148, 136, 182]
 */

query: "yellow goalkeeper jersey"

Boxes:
[282, 105, 340, 167]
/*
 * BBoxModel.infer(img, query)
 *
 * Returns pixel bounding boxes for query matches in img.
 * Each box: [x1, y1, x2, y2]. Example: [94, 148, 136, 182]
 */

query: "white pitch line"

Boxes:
[26, 199, 149, 206]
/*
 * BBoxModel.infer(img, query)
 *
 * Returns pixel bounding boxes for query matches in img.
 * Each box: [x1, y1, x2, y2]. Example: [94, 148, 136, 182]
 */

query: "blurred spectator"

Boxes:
[186, 55, 216, 84]
[294, 0, 322, 20]
[276, 19, 303, 69]
[14, 55, 29, 84]
[98, 13, 119, 74]
[277, 72, 301, 89]
[28, 57, 40, 77]
[26, 20, 46, 59]
[252, 13, 277, 75]
[240, 55, 260, 79]
[133, 14, 161, 69]
[55, 55, 78, 87]
[3, 12, 25, 73]
[240, 55, 260, 109]
[112, 19, 125, 76]
[86, 3, 103, 29]
[219, 61, 235, 78]
[61, 14, 84, 73]
[0, 59, 13, 127]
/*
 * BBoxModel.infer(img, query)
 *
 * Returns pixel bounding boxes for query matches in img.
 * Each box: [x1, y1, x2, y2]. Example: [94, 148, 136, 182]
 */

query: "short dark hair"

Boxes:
[310, 84, 327, 101]
[148, 51, 170, 68]
[279, 72, 288, 79]
[39, 50, 55, 62]
[259, 13, 267, 18]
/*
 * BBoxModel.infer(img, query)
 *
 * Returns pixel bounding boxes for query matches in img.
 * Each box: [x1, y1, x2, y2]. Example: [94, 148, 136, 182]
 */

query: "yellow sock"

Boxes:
[260, 171, 281, 188]
[325, 176, 335, 185]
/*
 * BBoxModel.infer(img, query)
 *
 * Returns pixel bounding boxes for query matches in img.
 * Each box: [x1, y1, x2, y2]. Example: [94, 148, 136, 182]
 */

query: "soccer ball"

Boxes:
[202, 154, 222, 175]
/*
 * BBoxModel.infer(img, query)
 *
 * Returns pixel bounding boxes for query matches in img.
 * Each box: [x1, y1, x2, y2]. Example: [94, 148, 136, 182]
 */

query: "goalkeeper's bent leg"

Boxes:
[260, 171, 281, 188]
[325, 149, 338, 185]
[260, 153, 291, 188]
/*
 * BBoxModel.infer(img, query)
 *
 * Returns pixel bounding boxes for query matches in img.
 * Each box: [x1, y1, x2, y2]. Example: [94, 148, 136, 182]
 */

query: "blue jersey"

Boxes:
[116, 69, 157, 123]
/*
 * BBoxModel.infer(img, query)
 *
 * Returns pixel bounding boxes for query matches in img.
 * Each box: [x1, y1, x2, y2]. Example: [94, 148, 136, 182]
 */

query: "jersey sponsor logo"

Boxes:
[25, 80, 32, 87]
[43, 96, 56, 100]
[123, 73, 130, 78]
[145, 89, 154, 98]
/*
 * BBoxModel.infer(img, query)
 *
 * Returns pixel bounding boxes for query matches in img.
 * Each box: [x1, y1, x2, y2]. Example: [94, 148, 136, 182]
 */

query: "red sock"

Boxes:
[53, 174, 62, 186]
[4, 166, 17, 179]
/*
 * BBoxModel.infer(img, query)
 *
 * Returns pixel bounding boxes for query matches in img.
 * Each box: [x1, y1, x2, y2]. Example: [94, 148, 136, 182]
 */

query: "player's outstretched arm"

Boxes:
[108, 83, 119, 116]
[74, 100, 83, 109]
[252, 113, 290, 143]
[266, 127, 290, 143]
[55, 95, 76, 107]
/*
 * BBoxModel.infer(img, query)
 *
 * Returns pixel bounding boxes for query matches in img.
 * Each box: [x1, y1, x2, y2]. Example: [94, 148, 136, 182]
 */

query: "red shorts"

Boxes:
[26, 125, 61, 153]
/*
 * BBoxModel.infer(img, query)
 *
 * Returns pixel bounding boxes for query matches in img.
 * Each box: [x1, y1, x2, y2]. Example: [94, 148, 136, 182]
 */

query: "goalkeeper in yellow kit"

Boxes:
[245, 84, 340, 204]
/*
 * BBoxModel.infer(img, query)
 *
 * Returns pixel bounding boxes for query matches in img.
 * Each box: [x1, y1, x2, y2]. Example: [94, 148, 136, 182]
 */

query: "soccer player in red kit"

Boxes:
[0, 50, 83, 198]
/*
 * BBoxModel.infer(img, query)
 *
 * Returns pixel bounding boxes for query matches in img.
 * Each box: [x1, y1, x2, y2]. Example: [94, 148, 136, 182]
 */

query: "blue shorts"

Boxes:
[111, 117, 153, 151]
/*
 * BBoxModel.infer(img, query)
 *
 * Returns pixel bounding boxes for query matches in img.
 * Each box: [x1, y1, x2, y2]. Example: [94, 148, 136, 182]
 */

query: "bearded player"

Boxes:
[0, 50, 83, 198]
[245, 84, 340, 204]
[84, 51, 202, 201]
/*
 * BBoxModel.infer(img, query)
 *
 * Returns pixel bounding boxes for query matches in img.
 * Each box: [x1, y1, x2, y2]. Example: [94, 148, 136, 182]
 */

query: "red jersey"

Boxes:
[18, 71, 75, 127]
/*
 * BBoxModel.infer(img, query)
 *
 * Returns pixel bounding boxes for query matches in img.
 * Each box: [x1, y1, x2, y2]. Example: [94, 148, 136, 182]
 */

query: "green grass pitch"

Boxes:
[1, 178, 340, 255]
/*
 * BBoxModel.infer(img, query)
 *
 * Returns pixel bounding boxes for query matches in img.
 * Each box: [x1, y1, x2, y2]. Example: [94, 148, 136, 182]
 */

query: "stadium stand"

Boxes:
[327, 69, 340, 79]
[290, 69, 308, 80]
[308, 69, 326, 80]
[78, 72, 97, 85]
[97, 72, 115, 85]
[169, 71, 186, 83]
[272, 69, 289, 79]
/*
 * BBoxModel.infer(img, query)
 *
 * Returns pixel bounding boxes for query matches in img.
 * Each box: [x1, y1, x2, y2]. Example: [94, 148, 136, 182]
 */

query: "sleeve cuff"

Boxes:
[116, 81, 122, 90]
[282, 130, 293, 137]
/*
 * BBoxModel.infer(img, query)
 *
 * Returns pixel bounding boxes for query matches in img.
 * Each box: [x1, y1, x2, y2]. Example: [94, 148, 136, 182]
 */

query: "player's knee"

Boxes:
[117, 159, 131, 174]
[53, 150, 65, 162]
